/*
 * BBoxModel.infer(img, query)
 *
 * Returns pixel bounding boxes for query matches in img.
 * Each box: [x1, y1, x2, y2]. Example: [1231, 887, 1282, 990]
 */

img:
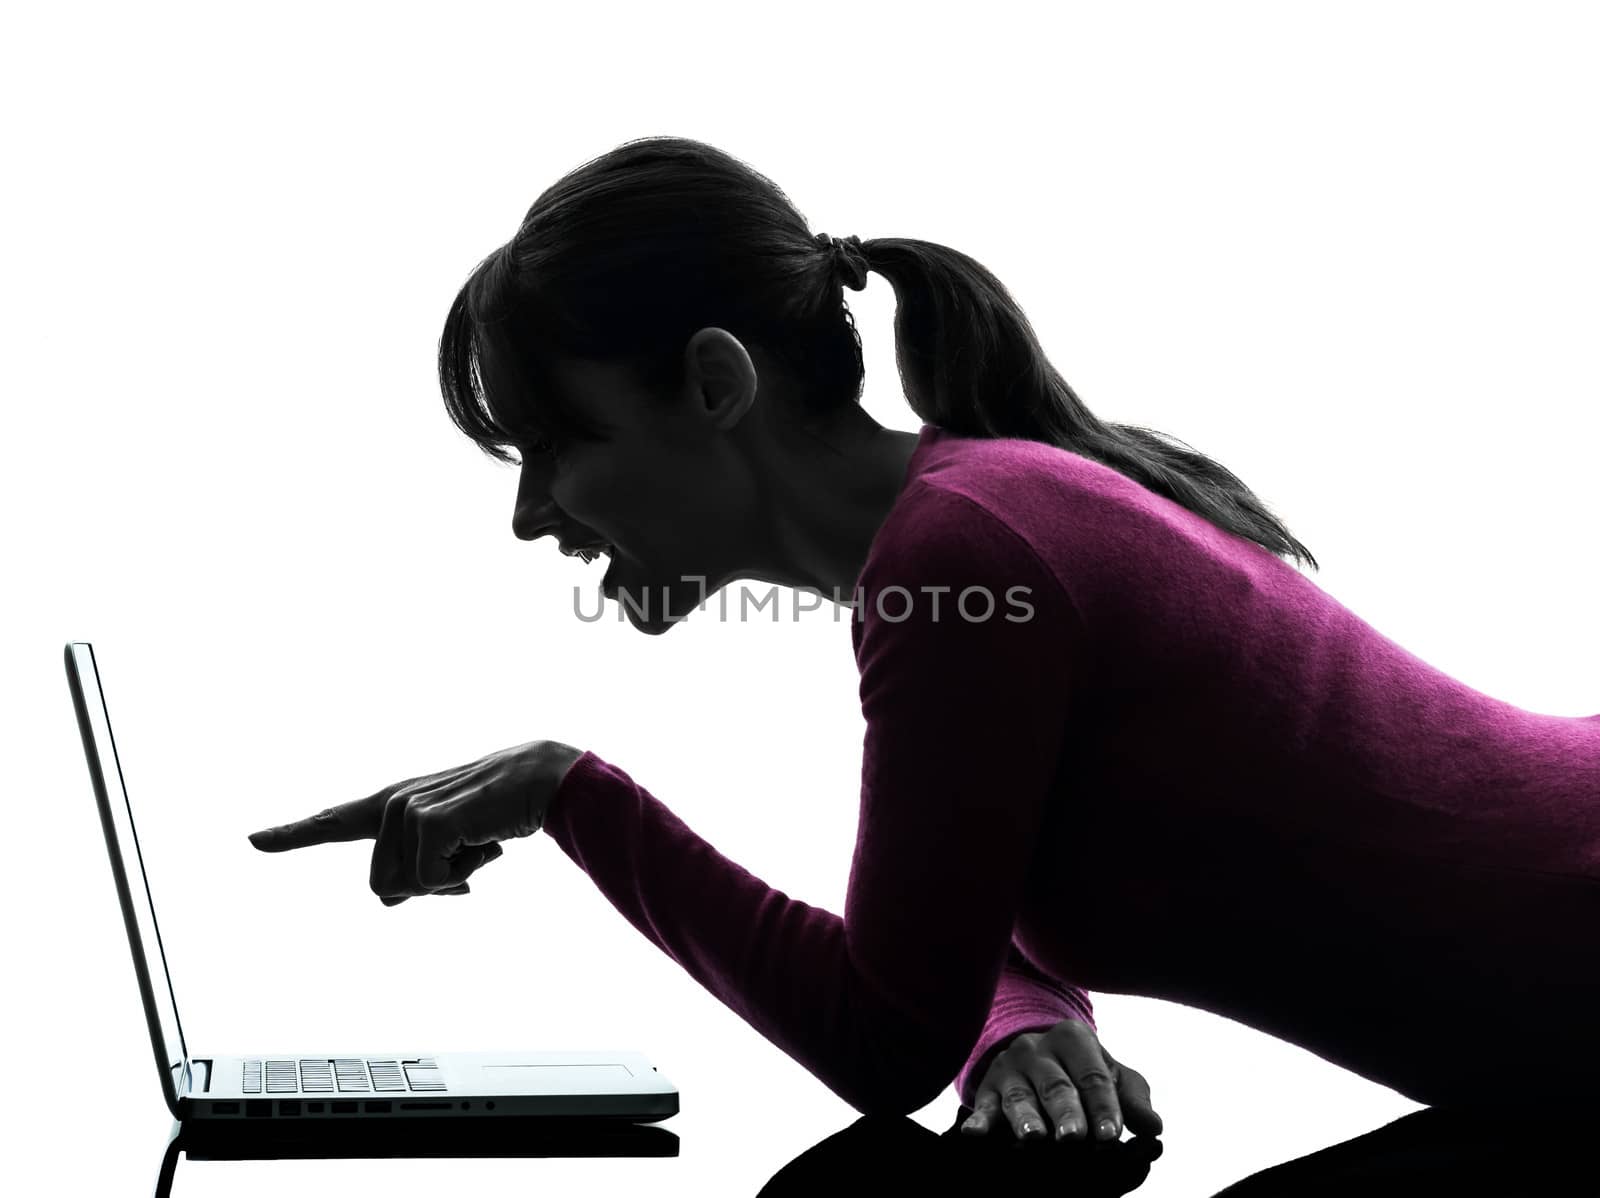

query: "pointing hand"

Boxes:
[248, 739, 586, 905]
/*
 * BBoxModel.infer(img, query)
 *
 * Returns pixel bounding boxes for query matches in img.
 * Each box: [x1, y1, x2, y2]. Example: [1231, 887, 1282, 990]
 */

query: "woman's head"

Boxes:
[440, 137, 1317, 631]
[487, 322, 844, 635]
[442, 138, 889, 633]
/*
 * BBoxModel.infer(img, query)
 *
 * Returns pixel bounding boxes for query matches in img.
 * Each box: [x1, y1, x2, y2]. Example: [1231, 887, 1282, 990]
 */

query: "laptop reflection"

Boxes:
[152, 1114, 679, 1197]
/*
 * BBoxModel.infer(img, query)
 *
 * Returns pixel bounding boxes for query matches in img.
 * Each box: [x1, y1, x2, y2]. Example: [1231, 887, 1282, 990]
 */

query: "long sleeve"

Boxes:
[954, 943, 1096, 1109]
[539, 480, 1086, 1115]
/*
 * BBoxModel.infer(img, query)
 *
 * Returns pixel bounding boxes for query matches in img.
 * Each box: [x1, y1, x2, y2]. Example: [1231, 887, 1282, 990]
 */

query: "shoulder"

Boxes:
[907, 431, 1300, 618]
[859, 450, 1105, 610]
[859, 479, 1052, 589]
[904, 432, 1191, 576]
[915, 432, 1171, 546]
[852, 479, 1083, 652]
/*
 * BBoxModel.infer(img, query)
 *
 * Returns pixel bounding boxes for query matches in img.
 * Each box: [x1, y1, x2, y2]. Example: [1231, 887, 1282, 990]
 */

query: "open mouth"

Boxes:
[560, 542, 613, 564]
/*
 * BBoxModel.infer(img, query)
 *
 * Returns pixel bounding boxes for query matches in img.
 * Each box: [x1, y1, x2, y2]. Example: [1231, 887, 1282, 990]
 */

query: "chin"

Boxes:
[622, 605, 683, 636]
[605, 567, 697, 636]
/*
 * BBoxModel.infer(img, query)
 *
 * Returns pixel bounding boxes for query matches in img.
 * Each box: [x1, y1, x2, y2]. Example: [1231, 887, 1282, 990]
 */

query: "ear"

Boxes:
[682, 327, 757, 432]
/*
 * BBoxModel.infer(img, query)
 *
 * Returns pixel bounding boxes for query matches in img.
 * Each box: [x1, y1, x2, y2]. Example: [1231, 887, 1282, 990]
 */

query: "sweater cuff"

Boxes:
[540, 747, 606, 836]
[953, 993, 1097, 1110]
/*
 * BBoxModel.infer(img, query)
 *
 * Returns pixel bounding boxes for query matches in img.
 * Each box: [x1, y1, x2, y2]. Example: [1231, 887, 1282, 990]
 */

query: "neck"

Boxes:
[741, 405, 922, 599]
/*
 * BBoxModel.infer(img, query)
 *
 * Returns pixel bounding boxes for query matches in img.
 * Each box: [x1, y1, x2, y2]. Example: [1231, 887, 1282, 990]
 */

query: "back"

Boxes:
[907, 427, 1600, 1103]
[911, 428, 1600, 876]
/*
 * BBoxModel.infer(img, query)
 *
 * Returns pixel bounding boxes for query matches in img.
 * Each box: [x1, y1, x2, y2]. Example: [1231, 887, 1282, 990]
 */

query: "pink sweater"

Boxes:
[541, 422, 1600, 1113]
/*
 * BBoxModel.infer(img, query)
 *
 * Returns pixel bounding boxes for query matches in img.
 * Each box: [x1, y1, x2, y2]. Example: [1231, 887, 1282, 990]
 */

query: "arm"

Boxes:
[540, 482, 1085, 1115]
[955, 942, 1096, 1109]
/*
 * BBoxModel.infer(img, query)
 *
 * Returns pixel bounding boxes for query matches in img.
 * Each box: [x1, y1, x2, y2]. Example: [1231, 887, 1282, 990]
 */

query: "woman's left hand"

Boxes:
[247, 738, 587, 905]
[961, 1018, 1163, 1143]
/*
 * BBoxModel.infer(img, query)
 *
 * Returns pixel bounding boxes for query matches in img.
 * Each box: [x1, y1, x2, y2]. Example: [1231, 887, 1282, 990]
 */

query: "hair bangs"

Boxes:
[439, 254, 611, 465]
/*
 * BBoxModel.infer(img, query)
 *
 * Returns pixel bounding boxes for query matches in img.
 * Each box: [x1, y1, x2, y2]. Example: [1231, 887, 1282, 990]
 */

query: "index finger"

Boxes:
[248, 796, 382, 852]
[1051, 1026, 1121, 1140]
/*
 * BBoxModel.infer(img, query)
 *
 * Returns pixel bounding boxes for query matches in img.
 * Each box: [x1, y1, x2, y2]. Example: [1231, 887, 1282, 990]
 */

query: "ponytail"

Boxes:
[857, 238, 1318, 571]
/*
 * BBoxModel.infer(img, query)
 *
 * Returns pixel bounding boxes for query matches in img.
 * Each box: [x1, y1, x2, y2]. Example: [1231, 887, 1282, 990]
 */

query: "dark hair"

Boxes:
[439, 136, 1318, 572]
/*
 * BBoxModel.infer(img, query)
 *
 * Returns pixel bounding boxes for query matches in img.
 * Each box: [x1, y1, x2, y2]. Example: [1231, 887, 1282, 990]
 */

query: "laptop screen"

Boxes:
[64, 642, 190, 1107]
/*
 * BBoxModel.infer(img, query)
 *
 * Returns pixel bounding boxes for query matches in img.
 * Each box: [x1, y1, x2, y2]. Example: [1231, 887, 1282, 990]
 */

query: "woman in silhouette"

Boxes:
[249, 137, 1599, 1174]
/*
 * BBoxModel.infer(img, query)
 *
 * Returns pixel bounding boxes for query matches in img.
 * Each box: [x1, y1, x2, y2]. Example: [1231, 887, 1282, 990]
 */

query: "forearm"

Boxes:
[540, 751, 981, 1115]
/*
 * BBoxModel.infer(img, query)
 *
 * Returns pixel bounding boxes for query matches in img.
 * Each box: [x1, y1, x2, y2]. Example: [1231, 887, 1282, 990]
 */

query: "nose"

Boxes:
[512, 464, 561, 542]
[513, 497, 562, 542]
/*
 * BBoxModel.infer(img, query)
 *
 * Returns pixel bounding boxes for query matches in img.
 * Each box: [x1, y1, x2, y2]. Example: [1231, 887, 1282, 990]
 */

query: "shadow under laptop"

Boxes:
[151, 1114, 679, 1198]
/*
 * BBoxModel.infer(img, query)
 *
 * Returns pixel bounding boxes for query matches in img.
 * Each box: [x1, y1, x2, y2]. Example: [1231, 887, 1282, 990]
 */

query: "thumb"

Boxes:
[1114, 1065, 1163, 1137]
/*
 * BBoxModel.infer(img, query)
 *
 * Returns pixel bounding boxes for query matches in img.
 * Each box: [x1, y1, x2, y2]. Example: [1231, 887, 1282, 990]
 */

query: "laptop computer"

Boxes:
[64, 640, 679, 1127]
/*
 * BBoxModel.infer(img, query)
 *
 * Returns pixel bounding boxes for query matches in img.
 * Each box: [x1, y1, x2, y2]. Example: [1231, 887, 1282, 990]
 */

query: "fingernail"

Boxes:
[1096, 1118, 1118, 1140]
[1057, 1119, 1078, 1139]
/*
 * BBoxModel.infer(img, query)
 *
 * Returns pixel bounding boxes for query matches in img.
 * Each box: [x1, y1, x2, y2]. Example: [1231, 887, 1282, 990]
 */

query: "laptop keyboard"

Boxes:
[241, 1057, 446, 1094]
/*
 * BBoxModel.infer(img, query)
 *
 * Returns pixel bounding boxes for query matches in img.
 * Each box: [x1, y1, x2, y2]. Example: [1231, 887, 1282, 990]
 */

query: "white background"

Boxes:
[4, 2, 1597, 1194]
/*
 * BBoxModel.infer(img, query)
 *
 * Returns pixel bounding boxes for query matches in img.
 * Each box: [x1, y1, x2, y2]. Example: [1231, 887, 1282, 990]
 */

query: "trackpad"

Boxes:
[478, 1063, 634, 1094]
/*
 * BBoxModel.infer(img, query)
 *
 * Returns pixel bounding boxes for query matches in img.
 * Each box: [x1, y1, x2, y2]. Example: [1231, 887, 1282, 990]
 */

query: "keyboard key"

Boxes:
[333, 1059, 370, 1092]
[368, 1061, 406, 1092]
[242, 1061, 261, 1094]
[265, 1060, 299, 1093]
[298, 1060, 334, 1092]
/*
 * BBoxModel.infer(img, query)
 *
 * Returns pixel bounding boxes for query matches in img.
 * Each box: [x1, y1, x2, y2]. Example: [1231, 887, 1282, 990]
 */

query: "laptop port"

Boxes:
[245, 1100, 272, 1118]
[279, 1101, 301, 1116]
[399, 1102, 450, 1111]
[331, 1101, 357, 1114]
[363, 1101, 391, 1113]
[306, 1102, 324, 1113]
[211, 1102, 240, 1115]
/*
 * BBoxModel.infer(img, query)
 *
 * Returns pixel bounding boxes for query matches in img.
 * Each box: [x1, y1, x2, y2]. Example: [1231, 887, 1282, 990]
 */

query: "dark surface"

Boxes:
[757, 1104, 1164, 1196]
[757, 1102, 1600, 1198]
[151, 1115, 679, 1198]
[143, 1099, 1600, 1198]
[173, 1114, 680, 1160]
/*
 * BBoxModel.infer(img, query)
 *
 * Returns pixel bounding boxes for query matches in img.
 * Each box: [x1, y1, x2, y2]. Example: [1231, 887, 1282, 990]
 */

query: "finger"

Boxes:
[959, 1087, 1003, 1135]
[252, 757, 481, 854]
[374, 798, 507, 902]
[1110, 1059, 1163, 1137]
[1022, 1053, 1087, 1141]
[994, 1068, 1051, 1141]
[401, 792, 424, 895]
[415, 802, 471, 892]
[370, 794, 413, 902]
[249, 793, 384, 852]
[1053, 1025, 1121, 1140]
[426, 842, 501, 892]
[451, 841, 504, 880]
